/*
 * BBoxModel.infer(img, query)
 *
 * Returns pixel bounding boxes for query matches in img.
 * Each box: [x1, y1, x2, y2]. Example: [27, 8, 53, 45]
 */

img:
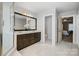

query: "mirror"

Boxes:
[14, 13, 26, 30]
[24, 17, 36, 29]
[14, 12, 37, 31]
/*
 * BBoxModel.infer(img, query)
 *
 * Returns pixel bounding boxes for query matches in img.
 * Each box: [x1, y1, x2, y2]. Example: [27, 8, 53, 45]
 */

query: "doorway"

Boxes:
[45, 15, 52, 44]
[62, 16, 73, 43]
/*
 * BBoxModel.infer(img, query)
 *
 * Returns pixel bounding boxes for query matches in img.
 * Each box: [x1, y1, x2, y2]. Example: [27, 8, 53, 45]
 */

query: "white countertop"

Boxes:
[14, 30, 41, 35]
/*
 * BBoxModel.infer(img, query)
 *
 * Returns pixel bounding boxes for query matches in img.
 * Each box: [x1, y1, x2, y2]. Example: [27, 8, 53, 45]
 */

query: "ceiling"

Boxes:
[15, 2, 79, 14]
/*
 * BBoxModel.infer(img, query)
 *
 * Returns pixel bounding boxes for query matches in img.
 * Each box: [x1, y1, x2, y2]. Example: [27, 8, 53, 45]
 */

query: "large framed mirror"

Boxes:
[14, 12, 37, 31]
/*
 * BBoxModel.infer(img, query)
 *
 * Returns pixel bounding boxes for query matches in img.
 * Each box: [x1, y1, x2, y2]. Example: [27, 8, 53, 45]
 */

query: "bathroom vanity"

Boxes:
[14, 31, 41, 51]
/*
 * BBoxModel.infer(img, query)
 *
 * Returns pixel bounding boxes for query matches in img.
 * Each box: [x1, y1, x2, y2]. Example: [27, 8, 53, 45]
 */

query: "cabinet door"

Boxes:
[17, 34, 33, 51]
[17, 35, 24, 50]
[23, 34, 30, 48]
[34, 32, 41, 42]
[2, 3, 14, 55]
[30, 38, 35, 44]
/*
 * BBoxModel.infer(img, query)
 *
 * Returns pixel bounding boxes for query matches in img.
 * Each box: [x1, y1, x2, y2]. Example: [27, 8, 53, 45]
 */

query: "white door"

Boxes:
[2, 2, 14, 55]
[45, 16, 52, 41]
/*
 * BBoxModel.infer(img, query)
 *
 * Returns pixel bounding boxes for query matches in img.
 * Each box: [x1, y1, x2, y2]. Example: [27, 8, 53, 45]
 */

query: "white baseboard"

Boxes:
[6, 47, 16, 56]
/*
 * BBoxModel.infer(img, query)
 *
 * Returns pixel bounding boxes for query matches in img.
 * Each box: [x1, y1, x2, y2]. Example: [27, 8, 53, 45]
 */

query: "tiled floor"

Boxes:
[10, 41, 79, 56]
[9, 50, 22, 56]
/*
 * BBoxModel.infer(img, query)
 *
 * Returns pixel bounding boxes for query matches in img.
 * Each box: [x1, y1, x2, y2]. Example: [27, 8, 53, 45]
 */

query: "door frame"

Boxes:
[57, 15, 76, 44]
[43, 13, 57, 45]
[44, 15, 52, 43]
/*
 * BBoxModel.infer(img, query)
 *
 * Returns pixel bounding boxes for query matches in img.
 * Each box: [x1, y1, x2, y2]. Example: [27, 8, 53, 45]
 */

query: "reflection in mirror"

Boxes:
[24, 17, 35, 29]
[14, 13, 26, 30]
[29, 19, 35, 29]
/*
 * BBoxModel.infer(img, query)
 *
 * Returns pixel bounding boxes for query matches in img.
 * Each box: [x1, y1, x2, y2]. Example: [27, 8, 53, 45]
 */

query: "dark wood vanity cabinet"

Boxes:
[17, 32, 41, 51]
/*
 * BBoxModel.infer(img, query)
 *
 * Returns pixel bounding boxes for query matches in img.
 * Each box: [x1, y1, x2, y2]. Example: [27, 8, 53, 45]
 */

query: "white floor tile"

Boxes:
[10, 41, 79, 56]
